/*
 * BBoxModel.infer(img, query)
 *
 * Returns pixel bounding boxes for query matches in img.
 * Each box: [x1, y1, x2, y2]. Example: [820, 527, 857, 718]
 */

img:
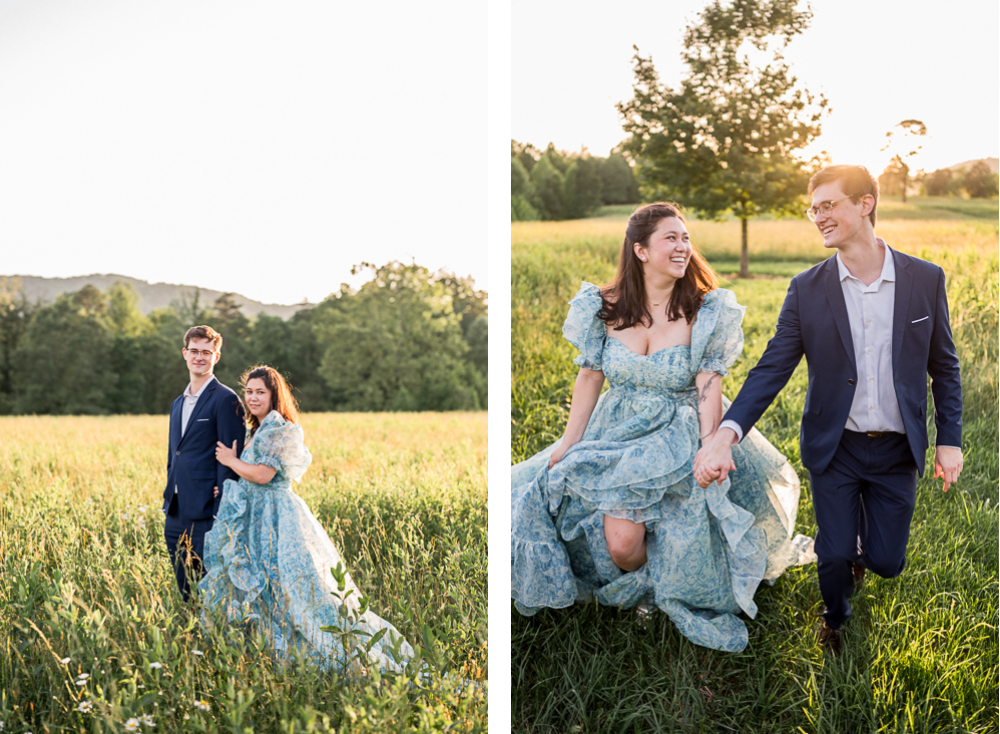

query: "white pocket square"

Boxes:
[911, 316, 929, 324]
[197, 418, 209, 421]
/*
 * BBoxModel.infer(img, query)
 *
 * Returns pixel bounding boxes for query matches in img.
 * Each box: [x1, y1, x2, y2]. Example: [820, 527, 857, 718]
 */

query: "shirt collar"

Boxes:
[185, 375, 216, 400]
[836, 237, 895, 283]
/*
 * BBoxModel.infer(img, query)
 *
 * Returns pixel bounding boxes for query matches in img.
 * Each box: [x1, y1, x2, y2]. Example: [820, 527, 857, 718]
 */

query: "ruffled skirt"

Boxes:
[511, 391, 814, 652]
[200, 478, 414, 674]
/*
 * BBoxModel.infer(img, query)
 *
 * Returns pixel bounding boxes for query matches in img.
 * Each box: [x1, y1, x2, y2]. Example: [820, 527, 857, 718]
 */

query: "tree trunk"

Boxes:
[740, 217, 749, 279]
[901, 169, 908, 203]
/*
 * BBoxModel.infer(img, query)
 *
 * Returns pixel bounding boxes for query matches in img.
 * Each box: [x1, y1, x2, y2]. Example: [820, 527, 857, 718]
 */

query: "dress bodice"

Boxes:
[562, 282, 747, 400]
[601, 339, 695, 397]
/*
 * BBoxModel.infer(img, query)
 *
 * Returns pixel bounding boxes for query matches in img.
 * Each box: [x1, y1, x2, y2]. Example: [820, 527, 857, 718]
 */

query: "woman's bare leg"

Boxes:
[604, 515, 647, 572]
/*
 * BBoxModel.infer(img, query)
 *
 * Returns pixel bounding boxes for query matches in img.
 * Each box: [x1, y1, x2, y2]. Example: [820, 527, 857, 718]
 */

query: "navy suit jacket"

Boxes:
[163, 378, 246, 521]
[724, 248, 963, 476]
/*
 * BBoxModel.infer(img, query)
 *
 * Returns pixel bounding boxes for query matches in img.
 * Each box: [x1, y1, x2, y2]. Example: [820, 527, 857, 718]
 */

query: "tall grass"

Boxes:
[0, 412, 487, 733]
[511, 214, 998, 733]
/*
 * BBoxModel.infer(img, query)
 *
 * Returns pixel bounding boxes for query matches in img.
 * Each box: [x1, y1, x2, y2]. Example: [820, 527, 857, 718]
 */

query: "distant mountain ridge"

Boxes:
[946, 157, 998, 174]
[3, 273, 307, 320]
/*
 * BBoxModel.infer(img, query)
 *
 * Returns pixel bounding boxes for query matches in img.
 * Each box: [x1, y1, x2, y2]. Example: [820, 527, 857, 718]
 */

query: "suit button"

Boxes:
[175, 451, 180, 456]
[847, 379, 855, 385]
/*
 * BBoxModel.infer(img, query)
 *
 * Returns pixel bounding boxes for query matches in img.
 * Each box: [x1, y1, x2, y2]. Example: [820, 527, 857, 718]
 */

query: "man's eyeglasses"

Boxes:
[805, 196, 854, 222]
[185, 348, 217, 358]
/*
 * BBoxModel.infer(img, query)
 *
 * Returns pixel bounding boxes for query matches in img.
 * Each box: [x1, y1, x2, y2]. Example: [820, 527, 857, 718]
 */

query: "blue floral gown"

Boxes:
[511, 284, 813, 652]
[200, 410, 414, 674]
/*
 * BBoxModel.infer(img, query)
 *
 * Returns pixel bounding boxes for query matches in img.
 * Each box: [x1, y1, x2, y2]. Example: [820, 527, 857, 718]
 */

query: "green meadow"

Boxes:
[511, 199, 998, 733]
[0, 412, 487, 733]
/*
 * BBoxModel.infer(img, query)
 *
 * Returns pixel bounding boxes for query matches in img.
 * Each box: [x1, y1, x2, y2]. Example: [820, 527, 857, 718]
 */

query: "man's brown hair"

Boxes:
[184, 325, 223, 351]
[808, 165, 880, 227]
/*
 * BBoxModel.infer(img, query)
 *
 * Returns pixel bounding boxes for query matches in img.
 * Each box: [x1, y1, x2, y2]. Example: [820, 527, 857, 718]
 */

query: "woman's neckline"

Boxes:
[605, 335, 690, 358]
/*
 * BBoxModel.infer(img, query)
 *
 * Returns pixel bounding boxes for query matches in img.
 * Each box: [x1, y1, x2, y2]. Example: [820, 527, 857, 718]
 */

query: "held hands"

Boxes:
[693, 428, 738, 489]
[213, 485, 219, 498]
[933, 446, 963, 492]
[215, 440, 238, 468]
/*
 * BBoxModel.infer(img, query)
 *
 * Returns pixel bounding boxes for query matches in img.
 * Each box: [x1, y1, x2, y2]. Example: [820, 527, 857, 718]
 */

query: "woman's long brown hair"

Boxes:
[240, 365, 300, 436]
[601, 202, 718, 330]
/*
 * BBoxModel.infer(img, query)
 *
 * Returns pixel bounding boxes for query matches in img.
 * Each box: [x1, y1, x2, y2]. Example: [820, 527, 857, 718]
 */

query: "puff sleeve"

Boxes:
[692, 289, 746, 377]
[562, 282, 606, 371]
[253, 411, 313, 483]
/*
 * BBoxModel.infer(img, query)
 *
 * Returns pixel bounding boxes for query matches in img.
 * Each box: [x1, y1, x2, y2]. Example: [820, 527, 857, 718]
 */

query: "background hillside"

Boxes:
[6, 273, 304, 320]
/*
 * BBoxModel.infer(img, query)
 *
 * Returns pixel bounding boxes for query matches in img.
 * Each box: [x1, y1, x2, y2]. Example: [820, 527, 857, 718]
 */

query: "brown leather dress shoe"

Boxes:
[818, 623, 842, 653]
[853, 562, 866, 589]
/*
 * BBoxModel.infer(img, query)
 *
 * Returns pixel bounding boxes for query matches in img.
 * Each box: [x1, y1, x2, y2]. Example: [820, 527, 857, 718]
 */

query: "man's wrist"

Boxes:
[717, 420, 743, 443]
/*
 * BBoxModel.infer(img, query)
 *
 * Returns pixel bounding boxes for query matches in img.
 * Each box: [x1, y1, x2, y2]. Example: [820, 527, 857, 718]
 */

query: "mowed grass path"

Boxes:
[1, 412, 487, 733]
[511, 201, 998, 733]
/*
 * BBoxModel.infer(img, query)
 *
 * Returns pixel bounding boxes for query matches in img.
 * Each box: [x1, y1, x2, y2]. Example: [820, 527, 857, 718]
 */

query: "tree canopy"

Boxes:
[617, 0, 826, 277]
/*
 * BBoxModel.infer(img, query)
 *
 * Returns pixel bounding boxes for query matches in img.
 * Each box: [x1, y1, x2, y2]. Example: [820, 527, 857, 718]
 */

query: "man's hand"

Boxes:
[933, 446, 963, 492]
[693, 428, 738, 489]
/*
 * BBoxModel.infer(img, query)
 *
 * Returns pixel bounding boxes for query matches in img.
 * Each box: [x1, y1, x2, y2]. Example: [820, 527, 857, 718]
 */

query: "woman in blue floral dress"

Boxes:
[511, 203, 813, 652]
[201, 365, 413, 674]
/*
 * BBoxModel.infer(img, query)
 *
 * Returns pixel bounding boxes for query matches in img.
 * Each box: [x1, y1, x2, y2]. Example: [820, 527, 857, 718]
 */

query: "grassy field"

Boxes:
[0, 412, 487, 733]
[511, 203, 998, 733]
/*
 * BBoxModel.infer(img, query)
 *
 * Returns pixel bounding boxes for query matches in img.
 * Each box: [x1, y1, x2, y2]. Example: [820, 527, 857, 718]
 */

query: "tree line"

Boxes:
[0, 261, 487, 416]
[881, 160, 999, 199]
[511, 141, 640, 221]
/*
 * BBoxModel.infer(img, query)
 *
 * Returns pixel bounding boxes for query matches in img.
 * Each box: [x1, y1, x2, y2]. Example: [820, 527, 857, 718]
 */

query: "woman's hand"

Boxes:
[213, 485, 219, 498]
[215, 440, 238, 468]
[548, 443, 570, 469]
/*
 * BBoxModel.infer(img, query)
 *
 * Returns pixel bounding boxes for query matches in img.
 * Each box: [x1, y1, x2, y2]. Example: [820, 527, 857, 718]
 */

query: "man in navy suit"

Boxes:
[694, 165, 964, 652]
[163, 325, 246, 602]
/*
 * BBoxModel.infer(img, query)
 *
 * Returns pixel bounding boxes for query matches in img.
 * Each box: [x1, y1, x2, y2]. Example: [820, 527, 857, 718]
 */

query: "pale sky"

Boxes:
[0, 0, 486, 306]
[513, 0, 999, 174]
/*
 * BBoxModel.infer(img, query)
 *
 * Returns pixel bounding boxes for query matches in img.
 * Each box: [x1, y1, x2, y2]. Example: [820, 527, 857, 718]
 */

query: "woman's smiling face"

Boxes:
[244, 378, 272, 419]
[635, 216, 692, 282]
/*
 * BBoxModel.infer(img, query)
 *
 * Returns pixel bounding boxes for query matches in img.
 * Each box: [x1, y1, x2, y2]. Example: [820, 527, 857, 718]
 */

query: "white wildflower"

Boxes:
[140, 714, 155, 727]
[191, 650, 204, 656]
[183, 714, 190, 720]
[148, 662, 163, 669]
[125, 719, 140, 732]
[59, 657, 71, 664]
[75, 679, 88, 686]
[193, 699, 210, 712]
[77, 673, 90, 680]
[77, 701, 93, 713]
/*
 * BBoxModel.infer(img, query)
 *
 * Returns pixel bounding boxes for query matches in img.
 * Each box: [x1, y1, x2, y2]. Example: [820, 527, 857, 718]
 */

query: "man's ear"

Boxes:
[859, 194, 875, 217]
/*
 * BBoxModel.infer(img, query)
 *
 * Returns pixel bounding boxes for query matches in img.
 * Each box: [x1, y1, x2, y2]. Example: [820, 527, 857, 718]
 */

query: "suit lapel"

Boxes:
[823, 256, 855, 365]
[170, 398, 182, 450]
[177, 379, 217, 448]
[891, 249, 913, 372]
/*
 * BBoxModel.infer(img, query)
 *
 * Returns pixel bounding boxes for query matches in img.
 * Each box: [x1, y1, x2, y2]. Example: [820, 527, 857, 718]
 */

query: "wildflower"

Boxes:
[77, 701, 93, 713]
[75, 679, 88, 686]
[59, 657, 71, 664]
[183, 714, 190, 720]
[191, 650, 204, 656]
[77, 673, 90, 680]
[149, 662, 163, 669]
[193, 699, 210, 712]
[125, 720, 140, 732]
[140, 714, 155, 727]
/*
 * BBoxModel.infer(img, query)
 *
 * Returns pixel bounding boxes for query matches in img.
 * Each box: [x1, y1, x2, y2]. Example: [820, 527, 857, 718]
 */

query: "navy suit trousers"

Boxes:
[810, 430, 918, 629]
[163, 497, 214, 602]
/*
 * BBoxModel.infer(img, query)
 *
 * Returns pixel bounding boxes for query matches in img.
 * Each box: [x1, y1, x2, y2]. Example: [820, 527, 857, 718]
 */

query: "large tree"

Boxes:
[312, 262, 481, 411]
[618, 0, 826, 277]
